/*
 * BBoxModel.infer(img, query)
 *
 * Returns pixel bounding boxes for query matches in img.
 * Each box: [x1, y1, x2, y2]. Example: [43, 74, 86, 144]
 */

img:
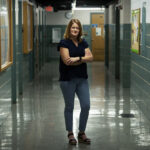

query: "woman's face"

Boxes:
[70, 23, 80, 38]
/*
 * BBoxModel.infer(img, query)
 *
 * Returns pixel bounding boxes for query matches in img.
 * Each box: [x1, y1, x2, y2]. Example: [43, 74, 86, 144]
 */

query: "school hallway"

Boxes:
[0, 60, 150, 150]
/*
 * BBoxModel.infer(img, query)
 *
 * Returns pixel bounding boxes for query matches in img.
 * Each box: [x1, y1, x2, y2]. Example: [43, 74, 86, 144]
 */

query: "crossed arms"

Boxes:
[60, 47, 93, 66]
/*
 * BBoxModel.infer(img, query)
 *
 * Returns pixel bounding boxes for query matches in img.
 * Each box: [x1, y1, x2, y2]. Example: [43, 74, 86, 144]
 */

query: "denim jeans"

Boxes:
[60, 78, 90, 132]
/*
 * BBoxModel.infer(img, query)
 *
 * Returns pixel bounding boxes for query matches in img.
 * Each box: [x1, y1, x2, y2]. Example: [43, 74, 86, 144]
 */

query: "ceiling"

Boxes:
[33, 0, 118, 11]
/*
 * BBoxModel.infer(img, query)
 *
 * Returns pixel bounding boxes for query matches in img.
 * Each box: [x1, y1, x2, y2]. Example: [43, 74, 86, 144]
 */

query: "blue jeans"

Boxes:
[60, 78, 90, 132]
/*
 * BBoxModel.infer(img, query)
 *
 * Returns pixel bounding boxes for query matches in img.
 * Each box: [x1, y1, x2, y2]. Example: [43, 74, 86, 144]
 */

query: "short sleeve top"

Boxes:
[57, 39, 89, 81]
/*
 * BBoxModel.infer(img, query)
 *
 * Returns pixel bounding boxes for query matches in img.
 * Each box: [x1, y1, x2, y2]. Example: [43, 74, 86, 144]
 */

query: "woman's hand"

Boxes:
[60, 47, 82, 66]
[66, 57, 79, 65]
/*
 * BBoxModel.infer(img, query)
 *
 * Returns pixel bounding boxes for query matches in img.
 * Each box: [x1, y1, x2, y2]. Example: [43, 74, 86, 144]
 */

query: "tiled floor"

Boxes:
[0, 60, 150, 150]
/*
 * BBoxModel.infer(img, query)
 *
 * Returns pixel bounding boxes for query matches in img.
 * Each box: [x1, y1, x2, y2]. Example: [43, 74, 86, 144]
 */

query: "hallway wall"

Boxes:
[0, 0, 19, 124]
[120, 0, 131, 88]
[109, 5, 116, 75]
[46, 10, 104, 25]
[105, 5, 116, 76]
[130, 0, 150, 120]
[0, 0, 44, 125]
[106, 0, 150, 121]
[105, 1, 131, 88]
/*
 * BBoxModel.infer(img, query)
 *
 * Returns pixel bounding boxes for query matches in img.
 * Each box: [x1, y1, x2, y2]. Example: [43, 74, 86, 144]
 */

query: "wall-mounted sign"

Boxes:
[96, 27, 101, 36]
[52, 28, 61, 43]
[92, 24, 98, 28]
[45, 6, 53, 12]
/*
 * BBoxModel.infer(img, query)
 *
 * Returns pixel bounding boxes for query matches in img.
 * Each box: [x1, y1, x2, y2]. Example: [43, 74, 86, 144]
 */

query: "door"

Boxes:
[91, 13, 105, 61]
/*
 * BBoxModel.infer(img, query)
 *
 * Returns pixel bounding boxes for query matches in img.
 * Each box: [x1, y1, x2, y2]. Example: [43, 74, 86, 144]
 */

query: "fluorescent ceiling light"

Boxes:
[72, 7, 105, 11]
[71, 0, 104, 11]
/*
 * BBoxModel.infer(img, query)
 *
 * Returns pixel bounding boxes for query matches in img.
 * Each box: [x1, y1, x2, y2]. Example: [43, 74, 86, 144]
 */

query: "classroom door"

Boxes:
[91, 14, 105, 61]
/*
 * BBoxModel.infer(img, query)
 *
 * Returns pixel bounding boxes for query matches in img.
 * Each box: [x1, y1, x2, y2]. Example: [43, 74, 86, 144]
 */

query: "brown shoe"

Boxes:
[68, 133, 77, 145]
[78, 132, 91, 144]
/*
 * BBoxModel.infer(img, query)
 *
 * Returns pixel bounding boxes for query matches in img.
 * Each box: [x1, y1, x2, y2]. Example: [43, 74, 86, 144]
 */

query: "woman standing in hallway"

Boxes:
[58, 19, 93, 145]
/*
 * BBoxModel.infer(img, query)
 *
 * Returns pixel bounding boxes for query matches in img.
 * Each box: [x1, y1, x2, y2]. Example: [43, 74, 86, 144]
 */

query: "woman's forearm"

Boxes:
[80, 55, 93, 63]
[81, 48, 93, 62]
[68, 55, 93, 66]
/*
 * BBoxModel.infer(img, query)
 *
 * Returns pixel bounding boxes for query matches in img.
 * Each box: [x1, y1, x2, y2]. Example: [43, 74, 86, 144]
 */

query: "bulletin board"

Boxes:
[23, 1, 33, 54]
[0, 0, 13, 72]
[131, 9, 141, 54]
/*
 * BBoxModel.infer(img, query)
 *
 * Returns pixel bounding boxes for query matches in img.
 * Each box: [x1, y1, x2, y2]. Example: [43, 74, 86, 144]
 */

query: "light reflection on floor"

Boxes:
[0, 61, 150, 150]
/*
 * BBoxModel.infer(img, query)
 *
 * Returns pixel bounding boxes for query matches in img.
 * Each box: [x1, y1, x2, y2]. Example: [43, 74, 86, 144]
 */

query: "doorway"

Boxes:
[91, 13, 105, 61]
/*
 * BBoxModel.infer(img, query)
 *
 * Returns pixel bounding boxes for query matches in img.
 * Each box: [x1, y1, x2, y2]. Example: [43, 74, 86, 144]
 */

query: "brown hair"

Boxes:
[64, 19, 83, 42]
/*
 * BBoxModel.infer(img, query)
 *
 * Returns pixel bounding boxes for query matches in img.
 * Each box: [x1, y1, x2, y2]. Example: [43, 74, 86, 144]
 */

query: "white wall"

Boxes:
[131, 0, 150, 23]
[108, 5, 116, 24]
[104, 8, 109, 24]
[106, 1, 131, 25]
[46, 10, 104, 25]
[39, 7, 43, 25]
[120, 0, 131, 24]
[15, 0, 19, 25]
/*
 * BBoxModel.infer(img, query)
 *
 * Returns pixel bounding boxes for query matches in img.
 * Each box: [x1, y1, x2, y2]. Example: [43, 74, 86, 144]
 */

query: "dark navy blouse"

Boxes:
[57, 39, 89, 81]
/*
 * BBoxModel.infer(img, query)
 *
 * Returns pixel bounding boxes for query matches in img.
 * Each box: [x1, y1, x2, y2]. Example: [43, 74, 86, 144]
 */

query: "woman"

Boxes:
[58, 19, 93, 145]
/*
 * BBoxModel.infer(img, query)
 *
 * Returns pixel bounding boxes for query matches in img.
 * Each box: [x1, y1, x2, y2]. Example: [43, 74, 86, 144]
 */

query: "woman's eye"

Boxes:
[72, 27, 79, 30]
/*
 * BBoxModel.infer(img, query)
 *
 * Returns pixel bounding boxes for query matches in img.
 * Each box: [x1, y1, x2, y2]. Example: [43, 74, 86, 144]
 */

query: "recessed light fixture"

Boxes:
[72, 7, 105, 11]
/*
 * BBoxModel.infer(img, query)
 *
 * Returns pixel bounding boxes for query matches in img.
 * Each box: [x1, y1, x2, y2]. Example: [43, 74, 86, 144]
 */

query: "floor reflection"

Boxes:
[0, 61, 150, 150]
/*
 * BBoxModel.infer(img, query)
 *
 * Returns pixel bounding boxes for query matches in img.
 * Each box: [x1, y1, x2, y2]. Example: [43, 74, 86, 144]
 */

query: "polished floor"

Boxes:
[0, 60, 150, 150]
